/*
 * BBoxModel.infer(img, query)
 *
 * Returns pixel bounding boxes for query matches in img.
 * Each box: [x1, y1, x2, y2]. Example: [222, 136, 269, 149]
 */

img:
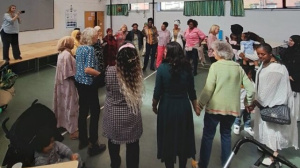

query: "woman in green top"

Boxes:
[152, 42, 200, 168]
[197, 41, 255, 168]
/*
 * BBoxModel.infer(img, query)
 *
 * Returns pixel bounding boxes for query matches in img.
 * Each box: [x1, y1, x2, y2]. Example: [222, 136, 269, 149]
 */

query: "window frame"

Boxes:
[244, 0, 300, 10]
[129, 3, 150, 11]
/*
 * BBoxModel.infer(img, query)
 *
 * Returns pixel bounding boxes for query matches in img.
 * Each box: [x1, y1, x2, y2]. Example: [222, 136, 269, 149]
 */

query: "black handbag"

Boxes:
[260, 105, 291, 125]
[257, 63, 291, 125]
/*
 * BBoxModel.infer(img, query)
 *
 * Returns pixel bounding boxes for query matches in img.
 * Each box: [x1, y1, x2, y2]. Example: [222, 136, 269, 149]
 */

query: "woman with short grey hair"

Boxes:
[211, 41, 234, 60]
[197, 41, 255, 168]
[75, 27, 106, 156]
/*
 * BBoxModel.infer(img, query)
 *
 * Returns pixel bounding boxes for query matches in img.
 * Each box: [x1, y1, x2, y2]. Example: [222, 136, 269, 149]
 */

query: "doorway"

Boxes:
[84, 11, 104, 37]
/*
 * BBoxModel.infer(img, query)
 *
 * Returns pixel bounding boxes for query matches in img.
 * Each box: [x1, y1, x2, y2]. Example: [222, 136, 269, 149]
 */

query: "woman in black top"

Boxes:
[281, 35, 300, 121]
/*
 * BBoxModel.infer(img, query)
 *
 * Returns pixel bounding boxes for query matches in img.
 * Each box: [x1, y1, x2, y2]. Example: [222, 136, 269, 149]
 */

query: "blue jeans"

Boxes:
[144, 43, 158, 69]
[234, 109, 251, 128]
[198, 113, 235, 168]
[186, 48, 198, 74]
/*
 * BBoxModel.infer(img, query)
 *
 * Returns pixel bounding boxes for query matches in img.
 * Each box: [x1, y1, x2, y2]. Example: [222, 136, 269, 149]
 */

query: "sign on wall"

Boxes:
[65, 5, 77, 28]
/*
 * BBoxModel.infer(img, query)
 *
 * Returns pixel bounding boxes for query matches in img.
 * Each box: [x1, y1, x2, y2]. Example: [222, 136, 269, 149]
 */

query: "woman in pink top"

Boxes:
[207, 24, 220, 64]
[184, 19, 206, 76]
[114, 24, 128, 49]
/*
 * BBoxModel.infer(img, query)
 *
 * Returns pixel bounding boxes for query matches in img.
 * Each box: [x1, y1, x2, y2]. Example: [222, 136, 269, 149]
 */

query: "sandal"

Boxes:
[70, 131, 79, 140]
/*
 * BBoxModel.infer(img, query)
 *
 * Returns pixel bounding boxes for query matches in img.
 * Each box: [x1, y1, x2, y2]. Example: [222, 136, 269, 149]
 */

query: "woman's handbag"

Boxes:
[260, 105, 291, 125]
[257, 63, 291, 125]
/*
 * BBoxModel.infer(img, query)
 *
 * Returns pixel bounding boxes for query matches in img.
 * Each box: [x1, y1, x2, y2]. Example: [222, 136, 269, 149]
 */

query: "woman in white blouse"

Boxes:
[248, 43, 298, 166]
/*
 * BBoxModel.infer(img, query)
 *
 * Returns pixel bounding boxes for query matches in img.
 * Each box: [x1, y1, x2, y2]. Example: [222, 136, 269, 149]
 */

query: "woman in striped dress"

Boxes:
[103, 42, 143, 168]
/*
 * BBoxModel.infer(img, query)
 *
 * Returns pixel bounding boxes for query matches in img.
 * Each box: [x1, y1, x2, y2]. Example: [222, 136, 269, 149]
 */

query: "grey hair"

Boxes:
[211, 41, 234, 60]
[80, 27, 97, 45]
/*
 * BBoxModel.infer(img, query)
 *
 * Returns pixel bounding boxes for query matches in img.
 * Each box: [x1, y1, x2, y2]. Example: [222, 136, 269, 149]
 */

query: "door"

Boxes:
[84, 11, 104, 37]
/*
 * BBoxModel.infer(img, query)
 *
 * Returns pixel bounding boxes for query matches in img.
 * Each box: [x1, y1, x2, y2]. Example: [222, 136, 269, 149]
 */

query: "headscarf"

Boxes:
[71, 30, 80, 55]
[281, 35, 300, 67]
[290, 35, 300, 51]
[174, 20, 180, 26]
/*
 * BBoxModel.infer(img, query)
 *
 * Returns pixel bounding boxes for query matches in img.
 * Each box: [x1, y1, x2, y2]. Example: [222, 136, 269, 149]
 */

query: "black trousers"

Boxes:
[186, 48, 199, 74]
[144, 43, 158, 69]
[108, 139, 139, 168]
[0, 29, 21, 60]
[164, 155, 187, 168]
[75, 82, 100, 144]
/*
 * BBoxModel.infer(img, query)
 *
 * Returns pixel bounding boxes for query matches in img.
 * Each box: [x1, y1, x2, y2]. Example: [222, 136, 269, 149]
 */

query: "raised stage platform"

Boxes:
[0, 40, 58, 73]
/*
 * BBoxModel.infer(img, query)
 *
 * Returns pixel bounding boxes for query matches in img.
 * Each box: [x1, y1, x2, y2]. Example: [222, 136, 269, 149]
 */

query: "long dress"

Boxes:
[254, 63, 298, 151]
[53, 50, 79, 134]
[170, 28, 184, 49]
[103, 66, 143, 144]
[153, 63, 196, 163]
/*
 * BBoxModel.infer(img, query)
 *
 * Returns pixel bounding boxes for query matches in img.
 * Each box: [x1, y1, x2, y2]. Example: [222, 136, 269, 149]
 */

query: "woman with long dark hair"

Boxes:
[152, 42, 200, 168]
[103, 42, 143, 168]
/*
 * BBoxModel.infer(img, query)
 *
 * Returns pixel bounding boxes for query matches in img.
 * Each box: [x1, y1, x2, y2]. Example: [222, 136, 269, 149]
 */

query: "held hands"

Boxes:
[192, 100, 201, 116]
[71, 153, 79, 161]
[194, 104, 201, 116]
[152, 99, 158, 115]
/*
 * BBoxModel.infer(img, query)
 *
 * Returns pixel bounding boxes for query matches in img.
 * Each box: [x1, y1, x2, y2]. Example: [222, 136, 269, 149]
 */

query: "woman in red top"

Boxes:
[103, 28, 117, 66]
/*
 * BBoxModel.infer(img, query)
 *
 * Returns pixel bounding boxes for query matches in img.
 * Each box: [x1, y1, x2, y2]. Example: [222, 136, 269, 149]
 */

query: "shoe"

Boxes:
[150, 67, 155, 71]
[142, 67, 146, 71]
[15, 56, 22, 60]
[79, 140, 89, 150]
[262, 157, 273, 166]
[88, 143, 106, 156]
[244, 127, 254, 136]
[233, 125, 240, 135]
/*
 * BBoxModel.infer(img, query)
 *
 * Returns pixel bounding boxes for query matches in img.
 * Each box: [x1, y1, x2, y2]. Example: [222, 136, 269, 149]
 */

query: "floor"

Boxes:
[0, 63, 299, 168]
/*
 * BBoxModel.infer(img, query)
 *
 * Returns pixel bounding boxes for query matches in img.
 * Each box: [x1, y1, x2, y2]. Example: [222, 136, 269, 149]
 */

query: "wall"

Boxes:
[0, 0, 105, 46]
[1, 0, 299, 46]
[106, 0, 300, 44]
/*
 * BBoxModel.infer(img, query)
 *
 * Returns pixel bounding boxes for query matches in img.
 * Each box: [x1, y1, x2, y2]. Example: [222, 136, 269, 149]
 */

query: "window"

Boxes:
[158, 1, 184, 11]
[129, 3, 149, 11]
[244, 0, 300, 9]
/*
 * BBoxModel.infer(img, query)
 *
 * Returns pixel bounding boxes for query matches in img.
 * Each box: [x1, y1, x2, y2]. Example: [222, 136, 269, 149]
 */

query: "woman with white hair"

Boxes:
[170, 20, 184, 49]
[75, 27, 106, 156]
[197, 41, 255, 168]
[115, 24, 128, 49]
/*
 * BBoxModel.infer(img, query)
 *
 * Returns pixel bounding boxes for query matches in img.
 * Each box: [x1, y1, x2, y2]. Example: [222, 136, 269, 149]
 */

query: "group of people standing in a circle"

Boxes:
[2, 5, 299, 167]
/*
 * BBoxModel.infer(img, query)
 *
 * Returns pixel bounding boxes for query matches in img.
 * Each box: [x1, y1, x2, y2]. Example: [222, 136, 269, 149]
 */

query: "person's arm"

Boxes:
[152, 66, 163, 114]
[241, 68, 255, 106]
[187, 73, 200, 116]
[55, 141, 73, 159]
[4, 13, 19, 23]
[125, 31, 131, 41]
[84, 47, 101, 76]
[34, 153, 49, 166]
[207, 34, 214, 50]
[198, 65, 217, 110]
[197, 29, 206, 41]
